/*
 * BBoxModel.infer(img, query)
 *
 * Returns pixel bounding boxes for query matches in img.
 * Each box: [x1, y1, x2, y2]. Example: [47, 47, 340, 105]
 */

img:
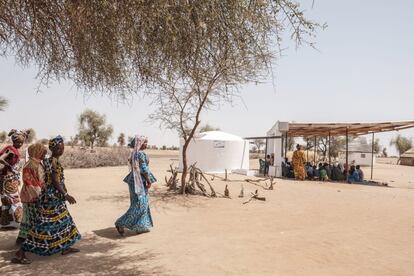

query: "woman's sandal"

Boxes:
[61, 247, 80, 256]
[11, 256, 32, 265]
[116, 225, 125, 236]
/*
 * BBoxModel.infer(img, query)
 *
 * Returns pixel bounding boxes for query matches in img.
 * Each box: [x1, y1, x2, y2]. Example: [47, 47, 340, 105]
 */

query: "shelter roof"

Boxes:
[401, 148, 414, 158]
[286, 121, 414, 137]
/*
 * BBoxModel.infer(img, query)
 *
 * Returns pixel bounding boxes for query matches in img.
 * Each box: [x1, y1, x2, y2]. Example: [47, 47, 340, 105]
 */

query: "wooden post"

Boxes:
[345, 128, 349, 176]
[313, 136, 317, 163]
[371, 132, 375, 180]
[284, 132, 288, 159]
[328, 132, 331, 165]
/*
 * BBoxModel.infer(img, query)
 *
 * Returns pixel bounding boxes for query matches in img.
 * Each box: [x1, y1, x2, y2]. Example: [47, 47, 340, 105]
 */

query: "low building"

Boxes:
[400, 148, 414, 166]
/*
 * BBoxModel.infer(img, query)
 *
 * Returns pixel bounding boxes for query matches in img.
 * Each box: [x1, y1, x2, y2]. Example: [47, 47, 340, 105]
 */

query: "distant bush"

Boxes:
[59, 146, 130, 169]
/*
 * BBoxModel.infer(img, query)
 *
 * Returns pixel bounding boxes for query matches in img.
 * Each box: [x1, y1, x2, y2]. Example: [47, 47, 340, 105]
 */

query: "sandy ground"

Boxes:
[1, 154, 414, 275]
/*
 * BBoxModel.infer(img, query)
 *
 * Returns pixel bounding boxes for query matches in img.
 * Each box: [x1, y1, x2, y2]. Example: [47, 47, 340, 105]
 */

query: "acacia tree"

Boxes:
[199, 124, 220, 133]
[0, 131, 6, 143]
[390, 134, 412, 157]
[117, 133, 125, 147]
[0, 97, 7, 111]
[78, 109, 113, 150]
[0, 1, 322, 194]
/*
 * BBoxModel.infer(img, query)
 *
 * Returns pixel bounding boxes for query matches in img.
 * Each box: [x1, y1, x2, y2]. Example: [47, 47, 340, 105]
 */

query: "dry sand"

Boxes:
[1, 154, 414, 275]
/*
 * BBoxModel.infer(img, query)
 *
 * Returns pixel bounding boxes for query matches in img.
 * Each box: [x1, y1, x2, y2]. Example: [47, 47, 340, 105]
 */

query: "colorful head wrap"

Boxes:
[49, 135, 64, 151]
[8, 129, 30, 143]
[131, 135, 148, 196]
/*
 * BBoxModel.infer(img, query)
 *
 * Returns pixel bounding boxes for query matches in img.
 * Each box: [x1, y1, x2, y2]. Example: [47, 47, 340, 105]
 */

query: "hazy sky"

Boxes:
[0, 0, 413, 155]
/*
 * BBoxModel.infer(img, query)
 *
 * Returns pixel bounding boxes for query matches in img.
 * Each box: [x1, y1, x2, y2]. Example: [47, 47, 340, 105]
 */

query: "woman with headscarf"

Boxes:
[13, 136, 81, 263]
[292, 144, 306, 181]
[0, 129, 29, 229]
[15, 143, 48, 245]
[115, 135, 156, 236]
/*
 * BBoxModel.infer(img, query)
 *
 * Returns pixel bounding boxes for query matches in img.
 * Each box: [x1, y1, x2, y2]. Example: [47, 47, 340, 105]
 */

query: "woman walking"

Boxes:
[115, 135, 156, 236]
[0, 129, 29, 229]
[13, 136, 81, 264]
[15, 143, 48, 245]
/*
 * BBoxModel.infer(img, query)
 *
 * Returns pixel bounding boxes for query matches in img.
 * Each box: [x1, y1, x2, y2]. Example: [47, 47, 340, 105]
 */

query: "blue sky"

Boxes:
[0, 0, 413, 155]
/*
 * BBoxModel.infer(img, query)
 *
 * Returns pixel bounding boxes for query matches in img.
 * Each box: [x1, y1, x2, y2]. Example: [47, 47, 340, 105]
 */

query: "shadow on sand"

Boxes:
[0, 233, 165, 275]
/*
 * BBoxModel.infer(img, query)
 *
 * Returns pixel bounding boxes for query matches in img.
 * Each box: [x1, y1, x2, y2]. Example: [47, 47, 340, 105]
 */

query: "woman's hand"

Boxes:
[65, 194, 77, 204]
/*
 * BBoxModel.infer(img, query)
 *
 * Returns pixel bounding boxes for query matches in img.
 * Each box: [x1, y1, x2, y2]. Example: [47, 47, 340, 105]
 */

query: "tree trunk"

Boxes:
[180, 139, 190, 194]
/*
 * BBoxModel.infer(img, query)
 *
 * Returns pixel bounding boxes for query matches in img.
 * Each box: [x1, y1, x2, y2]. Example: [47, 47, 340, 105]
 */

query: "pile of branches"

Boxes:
[166, 164, 216, 197]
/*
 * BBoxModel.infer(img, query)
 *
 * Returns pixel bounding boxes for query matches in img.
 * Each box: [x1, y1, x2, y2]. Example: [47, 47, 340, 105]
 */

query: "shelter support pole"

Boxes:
[265, 138, 268, 158]
[328, 132, 331, 165]
[371, 132, 375, 180]
[307, 138, 309, 162]
[285, 132, 288, 159]
[346, 128, 349, 176]
[313, 136, 317, 163]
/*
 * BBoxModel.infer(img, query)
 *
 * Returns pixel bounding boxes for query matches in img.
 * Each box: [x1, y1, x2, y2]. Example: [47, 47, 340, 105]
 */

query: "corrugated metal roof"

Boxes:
[285, 120, 414, 136]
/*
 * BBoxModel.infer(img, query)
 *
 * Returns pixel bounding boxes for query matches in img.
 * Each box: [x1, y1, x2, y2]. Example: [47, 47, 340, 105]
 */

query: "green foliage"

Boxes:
[199, 124, 220, 133]
[390, 135, 413, 157]
[0, 131, 7, 143]
[117, 133, 125, 147]
[0, 96, 7, 111]
[26, 128, 36, 143]
[77, 109, 113, 149]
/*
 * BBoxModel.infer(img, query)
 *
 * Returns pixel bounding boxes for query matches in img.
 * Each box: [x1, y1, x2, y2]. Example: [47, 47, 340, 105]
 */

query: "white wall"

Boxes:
[178, 139, 249, 173]
[339, 152, 376, 167]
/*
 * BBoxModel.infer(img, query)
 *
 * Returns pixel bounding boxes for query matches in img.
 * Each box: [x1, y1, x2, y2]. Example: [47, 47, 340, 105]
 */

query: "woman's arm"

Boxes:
[50, 158, 76, 204]
[0, 151, 13, 167]
[138, 152, 153, 188]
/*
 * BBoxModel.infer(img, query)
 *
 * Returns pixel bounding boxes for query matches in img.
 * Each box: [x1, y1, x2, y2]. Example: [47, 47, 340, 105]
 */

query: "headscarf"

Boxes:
[49, 135, 64, 151]
[25, 143, 47, 172]
[21, 143, 47, 203]
[130, 135, 148, 196]
[8, 129, 29, 143]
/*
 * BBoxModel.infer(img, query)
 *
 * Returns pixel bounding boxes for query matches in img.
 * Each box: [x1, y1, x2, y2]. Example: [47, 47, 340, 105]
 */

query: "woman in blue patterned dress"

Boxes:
[115, 135, 156, 236]
[12, 136, 81, 264]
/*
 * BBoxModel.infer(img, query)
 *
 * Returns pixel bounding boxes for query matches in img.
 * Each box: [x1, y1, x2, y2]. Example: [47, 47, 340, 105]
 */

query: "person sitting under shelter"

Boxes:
[319, 163, 329, 181]
[347, 165, 361, 183]
[356, 165, 364, 181]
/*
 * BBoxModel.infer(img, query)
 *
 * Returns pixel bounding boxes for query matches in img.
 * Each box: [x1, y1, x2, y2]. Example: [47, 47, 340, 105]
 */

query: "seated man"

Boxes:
[347, 165, 360, 183]
[319, 163, 329, 181]
[312, 165, 320, 180]
[305, 162, 314, 179]
[356, 165, 364, 181]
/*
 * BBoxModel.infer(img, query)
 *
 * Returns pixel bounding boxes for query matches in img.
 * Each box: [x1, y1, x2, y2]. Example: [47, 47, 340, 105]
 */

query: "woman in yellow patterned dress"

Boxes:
[292, 144, 306, 180]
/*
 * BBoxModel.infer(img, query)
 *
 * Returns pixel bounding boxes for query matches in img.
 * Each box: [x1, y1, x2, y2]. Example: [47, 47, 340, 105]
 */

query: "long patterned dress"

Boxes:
[0, 145, 23, 229]
[115, 151, 156, 232]
[292, 149, 306, 180]
[22, 157, 81, 256]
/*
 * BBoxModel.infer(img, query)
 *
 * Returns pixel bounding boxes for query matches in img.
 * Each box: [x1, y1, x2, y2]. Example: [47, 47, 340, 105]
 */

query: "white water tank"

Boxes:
[178, 131, 249, 173]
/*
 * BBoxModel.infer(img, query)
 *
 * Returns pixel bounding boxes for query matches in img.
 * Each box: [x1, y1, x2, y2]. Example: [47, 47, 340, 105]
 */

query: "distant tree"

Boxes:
[118, 133, 126, 147]
[26, 128, 36, 143]
[390, 135, 412, 157]
[162, 145, 167, 150]
[0, 131, 7, 143]
[253, 139, 265, 153]
[373, 138, 381, 154]
[38, 138, 49, 145]
[199, 124, 220, 133]
[287, 137, 296, 151]
[382, 147, 388, 157]
[67, 135, 80, 148]
[0, 97, 7, 111]
[77, 109, 113, 150]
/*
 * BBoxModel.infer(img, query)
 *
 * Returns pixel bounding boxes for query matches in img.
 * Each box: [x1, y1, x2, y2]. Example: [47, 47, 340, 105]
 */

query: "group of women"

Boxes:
[0, 130, 156, 264]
